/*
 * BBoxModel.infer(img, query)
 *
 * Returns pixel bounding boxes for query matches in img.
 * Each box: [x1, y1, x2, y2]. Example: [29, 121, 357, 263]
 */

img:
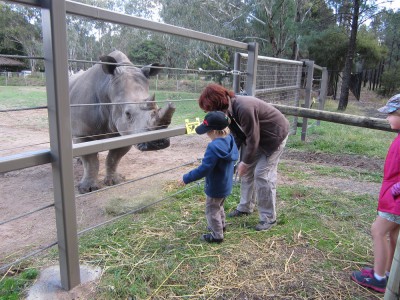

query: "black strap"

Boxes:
[228, 113, 246, 149]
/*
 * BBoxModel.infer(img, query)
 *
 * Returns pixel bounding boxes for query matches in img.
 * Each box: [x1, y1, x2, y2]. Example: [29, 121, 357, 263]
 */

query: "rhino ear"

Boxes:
[99, 55, 118, 75]
[142, 63, 164, 78]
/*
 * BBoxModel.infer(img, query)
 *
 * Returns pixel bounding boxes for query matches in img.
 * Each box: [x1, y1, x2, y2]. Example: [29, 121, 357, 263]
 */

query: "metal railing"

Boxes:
[1, 0, 254, 290]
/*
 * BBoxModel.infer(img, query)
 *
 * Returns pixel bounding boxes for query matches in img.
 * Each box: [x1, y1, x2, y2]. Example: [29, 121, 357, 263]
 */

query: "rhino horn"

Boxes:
[158, 102, 176, 127]
[144, 94, 157, 110]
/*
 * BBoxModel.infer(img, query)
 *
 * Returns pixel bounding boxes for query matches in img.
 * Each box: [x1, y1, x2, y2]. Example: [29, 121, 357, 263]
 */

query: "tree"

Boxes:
[337, 0, 360, 111]
[158, 0, 249, 68]
[370, 9, 400, 95]
[0, 3, 42, 71]
[128, 39, 166, 65]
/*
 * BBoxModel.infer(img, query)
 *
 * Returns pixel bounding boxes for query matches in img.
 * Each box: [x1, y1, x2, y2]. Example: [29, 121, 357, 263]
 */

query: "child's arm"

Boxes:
[392, 182, 400, 197]
[182, 146, 217, 184]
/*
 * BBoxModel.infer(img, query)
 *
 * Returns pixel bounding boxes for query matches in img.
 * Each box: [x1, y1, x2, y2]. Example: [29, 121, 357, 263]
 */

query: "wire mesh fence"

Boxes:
[238, 53, 304, 135]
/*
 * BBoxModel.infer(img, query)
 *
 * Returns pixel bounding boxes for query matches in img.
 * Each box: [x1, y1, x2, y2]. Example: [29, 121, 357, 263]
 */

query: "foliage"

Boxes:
[307, 27, 348, 71]
[379, 61, 400, 96]
[0, 0, 396, 92]
[128, 39, 166, 65]
[355, 27, 386, 69]
[369, 9, 400, 96]
[0, 3, 41, 71]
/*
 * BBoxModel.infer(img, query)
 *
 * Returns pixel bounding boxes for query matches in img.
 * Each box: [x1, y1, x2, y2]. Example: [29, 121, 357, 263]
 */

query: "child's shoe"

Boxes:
[201, 233, 223, 243]
[351, 267, 386, 293]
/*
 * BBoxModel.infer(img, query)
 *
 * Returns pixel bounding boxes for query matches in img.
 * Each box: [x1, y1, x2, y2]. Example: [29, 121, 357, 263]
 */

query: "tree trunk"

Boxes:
[338, 0, 360, 111]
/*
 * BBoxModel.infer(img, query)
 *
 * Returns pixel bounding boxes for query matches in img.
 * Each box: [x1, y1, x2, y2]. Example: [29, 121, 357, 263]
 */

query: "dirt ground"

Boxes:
[0, 94, 386, 272]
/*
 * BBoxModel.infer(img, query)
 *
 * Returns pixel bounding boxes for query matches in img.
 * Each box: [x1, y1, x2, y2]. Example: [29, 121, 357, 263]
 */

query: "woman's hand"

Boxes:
[237, 162, 250, 177]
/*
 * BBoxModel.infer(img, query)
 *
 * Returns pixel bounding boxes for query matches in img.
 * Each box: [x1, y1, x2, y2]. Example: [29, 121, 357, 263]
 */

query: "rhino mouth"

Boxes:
[135, 138, 170, 151]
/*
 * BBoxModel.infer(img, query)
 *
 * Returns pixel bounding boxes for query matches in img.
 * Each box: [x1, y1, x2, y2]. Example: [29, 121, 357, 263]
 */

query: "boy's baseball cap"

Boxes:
[195, 111, 229, 134]
[378, 94, 400, 113]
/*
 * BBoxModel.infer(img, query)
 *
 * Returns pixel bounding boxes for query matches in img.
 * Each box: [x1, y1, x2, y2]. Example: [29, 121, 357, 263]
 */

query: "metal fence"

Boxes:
[235, 53, 329, 140]
[0, 0, 331, 293]
[0, 0, 248, 290]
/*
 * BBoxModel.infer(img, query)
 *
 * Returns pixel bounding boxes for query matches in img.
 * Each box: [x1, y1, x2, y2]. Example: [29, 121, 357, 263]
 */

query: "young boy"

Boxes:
[181, 111, 239, 243]
[351, 94, 400, 293]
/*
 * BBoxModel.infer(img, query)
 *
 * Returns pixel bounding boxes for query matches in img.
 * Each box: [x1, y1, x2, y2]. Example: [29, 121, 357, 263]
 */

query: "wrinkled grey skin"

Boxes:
[70, 50, 175, 194]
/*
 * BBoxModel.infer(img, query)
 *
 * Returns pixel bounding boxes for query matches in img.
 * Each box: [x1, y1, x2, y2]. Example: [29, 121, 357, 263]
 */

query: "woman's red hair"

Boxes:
[198, 84, 235, 112]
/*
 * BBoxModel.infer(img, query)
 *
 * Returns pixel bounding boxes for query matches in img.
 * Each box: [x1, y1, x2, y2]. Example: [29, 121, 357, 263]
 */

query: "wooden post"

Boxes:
[245, 42, 258, 96]
[301, 60, 314, 141]
[384, 233, 400, 299]
[271, 104, 394, 132]
[316, 67, 328, 126]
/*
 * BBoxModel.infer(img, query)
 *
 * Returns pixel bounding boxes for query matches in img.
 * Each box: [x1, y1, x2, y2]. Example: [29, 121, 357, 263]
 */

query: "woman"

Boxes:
[198, 84, 289, 231]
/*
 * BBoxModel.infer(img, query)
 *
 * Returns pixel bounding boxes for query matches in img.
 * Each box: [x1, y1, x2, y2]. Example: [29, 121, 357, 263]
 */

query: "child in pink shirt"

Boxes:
[351, 94, 400, 293]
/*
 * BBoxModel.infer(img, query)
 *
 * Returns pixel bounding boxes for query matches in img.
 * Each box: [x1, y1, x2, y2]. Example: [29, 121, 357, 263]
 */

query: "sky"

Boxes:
[379, 0, 400, 11]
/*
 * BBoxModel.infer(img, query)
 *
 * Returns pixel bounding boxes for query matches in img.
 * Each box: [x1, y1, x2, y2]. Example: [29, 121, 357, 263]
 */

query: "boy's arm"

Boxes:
[182, 146, 217, 184]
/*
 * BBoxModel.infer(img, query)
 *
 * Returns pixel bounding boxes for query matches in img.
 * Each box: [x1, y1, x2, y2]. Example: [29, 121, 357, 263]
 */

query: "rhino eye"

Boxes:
[125, 111, 132, 120]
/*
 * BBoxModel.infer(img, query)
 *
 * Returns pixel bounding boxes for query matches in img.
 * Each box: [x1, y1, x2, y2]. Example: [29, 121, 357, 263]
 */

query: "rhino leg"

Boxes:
[78, 153, 100, 194]
[104, 146, 132, 186]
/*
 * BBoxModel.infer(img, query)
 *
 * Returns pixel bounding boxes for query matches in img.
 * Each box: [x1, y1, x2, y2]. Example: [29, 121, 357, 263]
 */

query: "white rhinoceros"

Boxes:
[69, 50, 175, 194]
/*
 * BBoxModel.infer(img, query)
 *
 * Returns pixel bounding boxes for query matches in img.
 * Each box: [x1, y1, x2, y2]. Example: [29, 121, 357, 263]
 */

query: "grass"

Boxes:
[280, 160, 383, 183]
[286, 99, 395, 159]
[152, 90, 205, 126]
[0, 87, 392, 299]
[70, 180, 378, 299]
[0, 86, 47, 110]
[0, 268, 38, 300]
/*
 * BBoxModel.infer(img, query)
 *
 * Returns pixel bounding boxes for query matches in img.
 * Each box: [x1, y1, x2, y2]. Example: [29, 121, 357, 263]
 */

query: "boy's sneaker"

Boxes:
[255, 220, 276, 231]
[227, 209, 250, 217]
[201, 233, 223, 244]
[351, 267, 386, 293]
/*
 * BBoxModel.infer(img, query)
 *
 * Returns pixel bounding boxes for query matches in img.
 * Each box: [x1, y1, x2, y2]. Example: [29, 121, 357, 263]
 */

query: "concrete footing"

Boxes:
[26, 265, 101, 300]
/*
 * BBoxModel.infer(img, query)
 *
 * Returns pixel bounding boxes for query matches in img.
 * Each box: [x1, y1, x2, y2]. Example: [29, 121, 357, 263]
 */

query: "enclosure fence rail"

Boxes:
[0, 177, 203, 274]
[0, 204, 55, 227]
[64, 1, 248, 50]
[0, 127, 186, 173]
[235, 53, 304, 135]
[0, 159, 199, 227]
[1, 0, 255, 290]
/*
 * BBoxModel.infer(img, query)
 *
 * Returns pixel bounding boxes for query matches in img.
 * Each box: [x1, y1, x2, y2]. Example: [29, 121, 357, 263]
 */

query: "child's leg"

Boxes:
[205, 196, 225, 239]
[220, 198, 226, 229]
[371, 215, 399, 276]
[386, 225, 400, 273]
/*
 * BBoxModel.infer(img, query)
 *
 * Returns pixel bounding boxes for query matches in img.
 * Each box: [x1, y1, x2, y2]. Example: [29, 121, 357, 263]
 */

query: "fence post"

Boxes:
[316, 67, 328, 126]
[384, 232, 400, 299]
[291, 64, 303, 135]
[41, 0, 81, 290]
[301, 60, 314, 141]
[245, 42, 258, 96]
[233, 52, 241, 94]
